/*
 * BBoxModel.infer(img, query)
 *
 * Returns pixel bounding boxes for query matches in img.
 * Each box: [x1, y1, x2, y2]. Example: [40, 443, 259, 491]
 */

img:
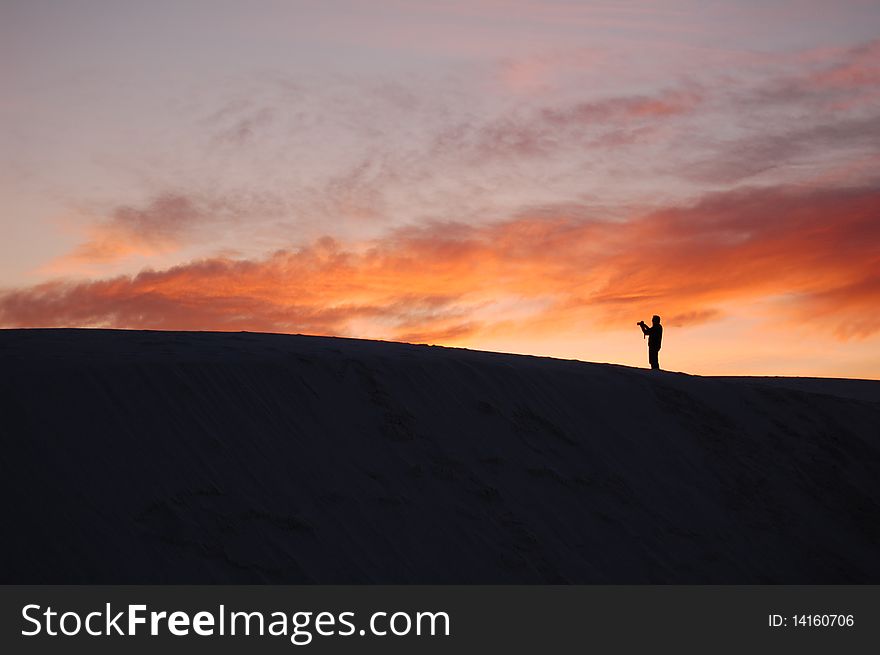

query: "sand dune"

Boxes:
[1, 328, 878, 583]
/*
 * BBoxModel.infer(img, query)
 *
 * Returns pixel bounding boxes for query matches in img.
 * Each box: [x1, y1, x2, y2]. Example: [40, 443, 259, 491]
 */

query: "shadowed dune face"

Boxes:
[1, 329, 878, 583]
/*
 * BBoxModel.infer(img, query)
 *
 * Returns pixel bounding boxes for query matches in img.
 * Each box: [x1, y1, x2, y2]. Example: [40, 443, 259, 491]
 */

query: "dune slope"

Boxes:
[1, 328, 878, 583]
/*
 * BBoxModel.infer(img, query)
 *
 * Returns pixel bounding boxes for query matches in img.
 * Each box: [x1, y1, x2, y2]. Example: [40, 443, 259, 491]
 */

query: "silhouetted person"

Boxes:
[637, 315, 663, 370]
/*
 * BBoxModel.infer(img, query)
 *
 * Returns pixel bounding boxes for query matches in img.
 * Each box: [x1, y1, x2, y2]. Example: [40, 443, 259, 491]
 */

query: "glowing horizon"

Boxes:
[3, 1, 880, 378]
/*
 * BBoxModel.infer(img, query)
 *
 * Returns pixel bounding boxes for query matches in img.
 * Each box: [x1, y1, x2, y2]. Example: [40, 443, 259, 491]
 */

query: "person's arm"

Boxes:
[638, 322, 650, 335]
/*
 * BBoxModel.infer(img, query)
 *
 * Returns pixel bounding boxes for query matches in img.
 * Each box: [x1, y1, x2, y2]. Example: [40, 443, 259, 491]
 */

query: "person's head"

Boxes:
[652, 315, 661, 325]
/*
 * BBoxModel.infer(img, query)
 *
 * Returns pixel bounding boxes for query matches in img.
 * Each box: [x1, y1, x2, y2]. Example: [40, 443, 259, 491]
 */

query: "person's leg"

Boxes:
[649, 348, 659, 370]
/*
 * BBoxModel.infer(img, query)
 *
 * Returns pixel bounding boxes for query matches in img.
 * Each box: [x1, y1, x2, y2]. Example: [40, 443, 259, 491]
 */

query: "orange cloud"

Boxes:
[2, 183, 878, 346]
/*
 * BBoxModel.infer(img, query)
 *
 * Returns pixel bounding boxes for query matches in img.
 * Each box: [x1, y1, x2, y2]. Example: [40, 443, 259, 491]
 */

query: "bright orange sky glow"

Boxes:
[3, 1, 880, 378]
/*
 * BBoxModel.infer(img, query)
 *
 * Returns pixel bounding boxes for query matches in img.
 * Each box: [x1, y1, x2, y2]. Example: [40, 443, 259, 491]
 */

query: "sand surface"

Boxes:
[1, 328, 878, 582]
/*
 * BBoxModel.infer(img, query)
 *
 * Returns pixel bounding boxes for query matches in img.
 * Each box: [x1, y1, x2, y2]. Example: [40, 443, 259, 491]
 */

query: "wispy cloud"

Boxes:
[46, 38, 880, 276]
[62, 194, 204, 265]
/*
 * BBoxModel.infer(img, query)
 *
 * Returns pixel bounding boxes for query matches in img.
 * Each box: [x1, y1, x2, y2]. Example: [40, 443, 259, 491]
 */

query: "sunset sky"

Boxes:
[3, 0, 880, 377]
